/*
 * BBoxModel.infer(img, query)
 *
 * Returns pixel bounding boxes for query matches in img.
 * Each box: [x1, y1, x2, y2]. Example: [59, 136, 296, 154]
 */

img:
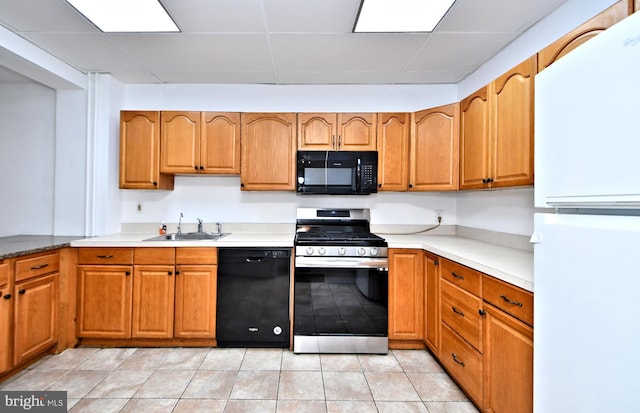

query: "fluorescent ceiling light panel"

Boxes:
[66, 0, 179, 32]
[355, 0, 455, 32]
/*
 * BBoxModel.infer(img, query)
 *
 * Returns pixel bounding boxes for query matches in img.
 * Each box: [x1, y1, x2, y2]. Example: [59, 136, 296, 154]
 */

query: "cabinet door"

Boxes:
[389, 249, 424, 341]
[411, 104, 459, 191]
[201, 112, 241, 174]
[132, 265, 175, 339]
[77, 266, 132, 338]
[424, 253, 440, 355]
[13, 274, 58, 365]
[483, 303, 533, 413]
[119, 111, 173, 190]
[241, 113, 297, 191]
[160, 111, 201, 174]
[459, 87, 490, 190]
[174, 265, 217, 338]
[491, 56, 535, 188]
[337, 113, 377, 150]
[0, 263, 11, 373]
[297, 113, 336, 150]
[377, 113, 409, 191]
[537, 0, 629, 72]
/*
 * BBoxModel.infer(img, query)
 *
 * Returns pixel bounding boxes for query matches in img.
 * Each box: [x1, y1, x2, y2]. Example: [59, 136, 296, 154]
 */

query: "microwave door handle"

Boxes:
[356, 158, 361, 192]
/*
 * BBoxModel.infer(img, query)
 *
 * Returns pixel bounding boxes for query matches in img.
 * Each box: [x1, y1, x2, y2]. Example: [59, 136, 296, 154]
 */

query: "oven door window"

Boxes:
[294, 267, 388, 336]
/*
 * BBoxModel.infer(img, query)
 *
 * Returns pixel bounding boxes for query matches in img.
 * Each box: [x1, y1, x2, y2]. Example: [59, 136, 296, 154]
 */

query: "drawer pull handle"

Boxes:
[451, 306, 465, 317]
[451, 272, 464, 280]
[30, 263, 49, 270]
[452, 353, 465, 367]
[500, 294, 523, 307]
[96, 255, 113, 259]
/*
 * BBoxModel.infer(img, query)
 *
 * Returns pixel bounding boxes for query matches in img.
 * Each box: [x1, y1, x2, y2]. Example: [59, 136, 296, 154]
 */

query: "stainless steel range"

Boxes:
[293, 208, 389, 354]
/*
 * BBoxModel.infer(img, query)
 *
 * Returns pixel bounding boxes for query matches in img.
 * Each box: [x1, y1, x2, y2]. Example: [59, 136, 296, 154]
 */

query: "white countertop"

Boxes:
[71, 230, 533, 292]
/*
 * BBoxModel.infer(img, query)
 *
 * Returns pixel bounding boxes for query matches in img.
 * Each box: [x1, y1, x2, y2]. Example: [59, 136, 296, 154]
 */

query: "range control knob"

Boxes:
[306, 247, 314, 255]
[358, 247, 367, 256]
[338, 248, 347, 256]
[273, 326, 283, 335]
[318, 247, 326, 255]
[370, 247, 378, 256]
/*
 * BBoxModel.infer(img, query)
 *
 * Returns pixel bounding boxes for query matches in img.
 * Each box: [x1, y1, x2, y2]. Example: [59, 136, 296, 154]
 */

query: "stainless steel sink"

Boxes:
[144, 232, 229, 241]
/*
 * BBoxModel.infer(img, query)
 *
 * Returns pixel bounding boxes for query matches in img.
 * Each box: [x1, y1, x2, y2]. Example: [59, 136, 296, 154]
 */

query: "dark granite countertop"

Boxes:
[0, 235, 85, 260]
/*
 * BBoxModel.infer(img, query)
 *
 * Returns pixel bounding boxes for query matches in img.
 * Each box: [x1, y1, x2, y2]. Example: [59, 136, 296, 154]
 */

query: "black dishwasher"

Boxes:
[216, 248, 291, 347]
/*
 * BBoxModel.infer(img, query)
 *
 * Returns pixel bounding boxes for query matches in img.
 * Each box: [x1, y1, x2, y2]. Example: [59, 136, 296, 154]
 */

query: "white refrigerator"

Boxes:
[533, 10, 640, 413]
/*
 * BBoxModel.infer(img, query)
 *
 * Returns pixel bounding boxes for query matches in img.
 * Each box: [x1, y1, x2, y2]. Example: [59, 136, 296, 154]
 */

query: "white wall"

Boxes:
[0, 83, 56, 236]
[456, 188, 535, 235]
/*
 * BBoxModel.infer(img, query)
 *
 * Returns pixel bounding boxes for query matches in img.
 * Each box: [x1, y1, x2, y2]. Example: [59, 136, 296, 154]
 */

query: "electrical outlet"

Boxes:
[136, 202, 143, 213]
[435, 210, 443, 222]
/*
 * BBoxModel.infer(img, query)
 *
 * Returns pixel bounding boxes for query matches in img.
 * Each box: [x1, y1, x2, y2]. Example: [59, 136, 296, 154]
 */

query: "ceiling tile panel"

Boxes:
[406, 33, 518, 72]
[0, 0, 96, 32]
[263, 0, 361, 33]
[163, 0, 266, 33]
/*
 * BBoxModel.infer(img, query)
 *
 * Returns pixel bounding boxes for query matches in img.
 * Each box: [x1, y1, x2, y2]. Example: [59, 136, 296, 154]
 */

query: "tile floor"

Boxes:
[0, 347, 479, 413]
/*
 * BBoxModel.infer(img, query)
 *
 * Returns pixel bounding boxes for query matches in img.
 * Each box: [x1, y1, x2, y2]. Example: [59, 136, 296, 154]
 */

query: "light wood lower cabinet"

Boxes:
[0, 262, 10, 373]
[77, 265, 133, 339]
[389, 249, 424, 345]
[174, 264, 217, 338]
[483, 302, 533, 413]
[440, 322, 483, 406]
[423, 252, 440, 355]
[13, 274, 58, 365]
[1, 252, 61, 377]
[77, 247, 217, 343]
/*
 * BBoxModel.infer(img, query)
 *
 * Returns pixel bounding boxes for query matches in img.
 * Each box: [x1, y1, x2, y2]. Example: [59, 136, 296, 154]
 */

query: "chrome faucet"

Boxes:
[216, 222, 222, 235]
[177, 213, 183, 235]
[197, 218, 203, 233]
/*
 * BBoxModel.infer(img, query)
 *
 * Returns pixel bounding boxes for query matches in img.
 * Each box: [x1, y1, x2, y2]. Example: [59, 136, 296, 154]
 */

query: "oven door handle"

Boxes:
[295, 256, 388, 270]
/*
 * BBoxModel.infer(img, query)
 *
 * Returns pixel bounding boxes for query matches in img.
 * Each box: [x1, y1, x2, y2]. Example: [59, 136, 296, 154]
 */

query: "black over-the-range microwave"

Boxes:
[296, 151, 378, 195]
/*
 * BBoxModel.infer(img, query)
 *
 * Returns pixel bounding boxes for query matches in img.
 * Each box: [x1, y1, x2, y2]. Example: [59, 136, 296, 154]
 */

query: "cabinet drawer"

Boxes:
[15, 253, 59, 283]
[134, 247, 175, 265]
[483, 275, 533, 326]
[0, 262, 8, 287]
[78, 248, 133, 265]
[440, 322, 482, 405]
[441, 259, 481, 296]
[175, 248, 217, 265]
[441, 279, 483, 352]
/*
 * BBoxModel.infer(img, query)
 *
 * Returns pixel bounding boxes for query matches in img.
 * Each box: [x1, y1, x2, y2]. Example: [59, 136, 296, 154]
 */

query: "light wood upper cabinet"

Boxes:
[298, 113, 377, 151]
[538, 0, 630, 72]
[460, 56, 536, 189]
[411, 103, 459, 191]
[460, 86, 490, 189]
[119, 111, 173, 190]
[201, 112, 241, 174]
[490, 56, 535, 188]
[160, 111, 201, 174]
[389, 249, 424, 343]
[377, 113, 409, 191]
[241, 113, 297, 191]
[160, 111, 241, 175]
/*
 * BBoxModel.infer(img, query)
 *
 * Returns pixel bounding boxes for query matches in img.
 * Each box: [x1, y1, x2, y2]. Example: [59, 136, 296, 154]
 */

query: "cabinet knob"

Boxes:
[18, 289, 26, 295]
[3, 294, 11, 300]
[168, 271, 173, 276]
[125, 271, 131, 276]
[408, 184, 413, 188]
[199, 166, 204, 170]
[175, 270, 180, 275]
[153, 181, 158, 186]
[194, 166, 199, 171]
